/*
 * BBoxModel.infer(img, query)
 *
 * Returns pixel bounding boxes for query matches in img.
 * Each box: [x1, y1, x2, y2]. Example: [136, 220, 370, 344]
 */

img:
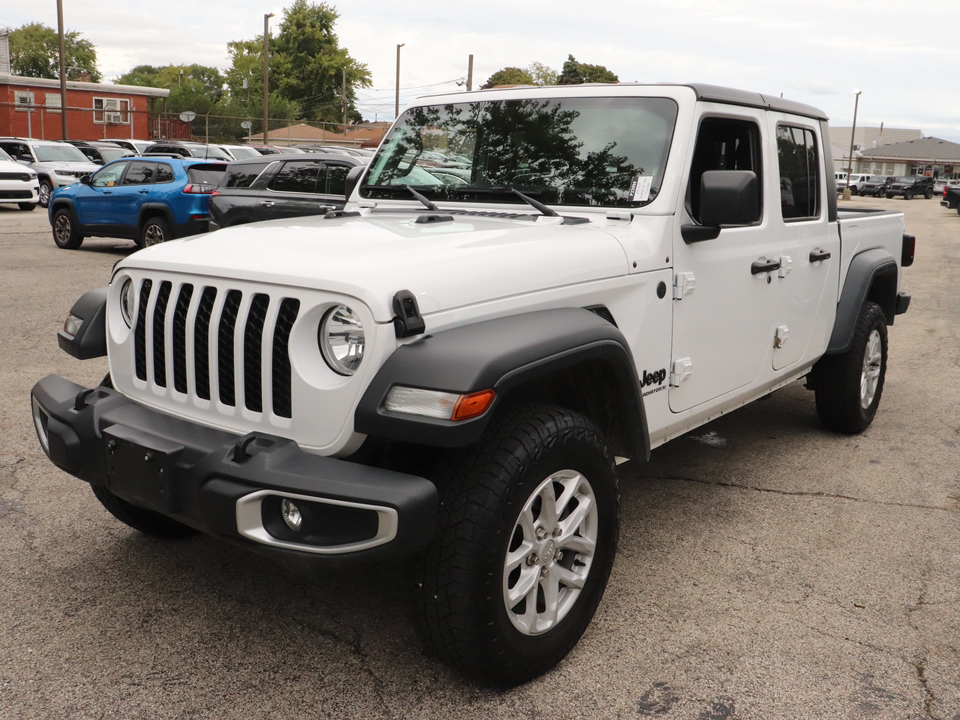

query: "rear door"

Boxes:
[768, 118, 839, 370]
[258, 159, 329, 220]
[211, 160, 275, 227]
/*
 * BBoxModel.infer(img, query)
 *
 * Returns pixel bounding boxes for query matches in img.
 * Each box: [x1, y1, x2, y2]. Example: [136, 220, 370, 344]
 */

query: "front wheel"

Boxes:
[925, 188, 934, 199]
[414, 404, 620, 686]
[18, 202, 36, 211]
[886, 192, 895, 199]
[812, 301, 887, 433]
[38, 179, 53, 208]
[52, 208, 82, 249]
[904, 190, 913, 200]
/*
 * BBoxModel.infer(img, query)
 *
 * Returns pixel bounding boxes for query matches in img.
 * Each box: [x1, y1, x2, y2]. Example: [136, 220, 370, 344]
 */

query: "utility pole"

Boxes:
[467, 54, 474, 91]
[263, 13, 275, 145]
[395, 43, 405, 119]
[342, 67, 347, 129]
[56, 0, 68, 139]
[843, 90, 862, 201]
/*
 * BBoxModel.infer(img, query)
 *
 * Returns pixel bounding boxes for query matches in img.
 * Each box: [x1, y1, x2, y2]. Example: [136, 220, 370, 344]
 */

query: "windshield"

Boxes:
[34, 144, 90, 163]
[189, 146, 233, 161]
[227, 146, 261, 159]
[0, 147, 11, 162]
[100, 147, 134, 162]
[896, 176, 914, 183]
[361, 96, 678, 207]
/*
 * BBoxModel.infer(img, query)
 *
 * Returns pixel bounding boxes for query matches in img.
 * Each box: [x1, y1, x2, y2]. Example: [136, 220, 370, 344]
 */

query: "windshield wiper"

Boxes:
[451, 186, 558, 218]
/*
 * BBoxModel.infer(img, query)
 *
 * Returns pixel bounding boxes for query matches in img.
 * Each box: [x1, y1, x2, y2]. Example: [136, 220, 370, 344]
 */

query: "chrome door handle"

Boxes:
[319, 204, 335, 212]
[260, 200, 275, 207]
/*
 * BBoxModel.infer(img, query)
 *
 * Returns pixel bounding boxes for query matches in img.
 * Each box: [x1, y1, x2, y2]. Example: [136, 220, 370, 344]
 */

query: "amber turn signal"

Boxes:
[452, 390, 496, 422]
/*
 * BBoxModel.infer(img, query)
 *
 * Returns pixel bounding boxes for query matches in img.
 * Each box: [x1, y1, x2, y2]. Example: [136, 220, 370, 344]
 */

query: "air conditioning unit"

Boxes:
[105, 112, 123, 123]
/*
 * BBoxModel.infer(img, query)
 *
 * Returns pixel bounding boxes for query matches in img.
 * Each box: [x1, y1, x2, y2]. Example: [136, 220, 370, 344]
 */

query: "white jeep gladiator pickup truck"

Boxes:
[31, 83, 914, 685]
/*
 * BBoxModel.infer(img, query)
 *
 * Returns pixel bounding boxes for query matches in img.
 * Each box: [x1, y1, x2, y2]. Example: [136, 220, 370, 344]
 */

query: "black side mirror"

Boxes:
[682, 170, 759, 244]
[343, 164, 365, 201]
[80, 175, 92, 185]
[18, 154, 32, 162]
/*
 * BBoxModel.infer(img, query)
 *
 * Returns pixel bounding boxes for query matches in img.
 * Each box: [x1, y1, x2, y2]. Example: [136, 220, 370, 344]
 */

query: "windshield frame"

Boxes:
[360, 95, 679, 209]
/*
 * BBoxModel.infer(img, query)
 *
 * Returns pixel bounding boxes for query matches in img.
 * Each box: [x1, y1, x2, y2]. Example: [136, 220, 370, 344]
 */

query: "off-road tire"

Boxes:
[91, 484, 197, 538]
[886, 192, 894, 199]
[413, 404, 620, 686]
[904, 190, 913, 200]
[140, 215, 172, 247]
[812, 301, 887, 433]
[52, 208, 82, 249]
[925, 188, 933, 200]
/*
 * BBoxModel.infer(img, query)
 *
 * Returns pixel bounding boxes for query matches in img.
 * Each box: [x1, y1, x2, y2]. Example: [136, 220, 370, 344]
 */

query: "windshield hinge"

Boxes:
[673, 272, 696, 300]
[393, 290, 426, 339]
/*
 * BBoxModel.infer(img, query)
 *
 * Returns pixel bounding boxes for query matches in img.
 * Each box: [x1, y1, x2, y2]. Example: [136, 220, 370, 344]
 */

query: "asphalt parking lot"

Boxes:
[1, 197, 958, 719]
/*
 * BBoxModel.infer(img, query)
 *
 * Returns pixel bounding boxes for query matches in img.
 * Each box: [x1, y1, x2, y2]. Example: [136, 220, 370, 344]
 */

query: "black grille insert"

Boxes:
[172, 284, 194, 393]
[134, 280, 153, 381]
[194, 287, 217, 401]
[218, 290, 242, 406]
[243, 294, 270, 412]
[152, 281, 172, 387]
[272, 299, 300, 418]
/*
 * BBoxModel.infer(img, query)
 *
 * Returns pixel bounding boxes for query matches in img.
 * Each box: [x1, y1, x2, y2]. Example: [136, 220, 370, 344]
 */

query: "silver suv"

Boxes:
[0, 138, 99, 208]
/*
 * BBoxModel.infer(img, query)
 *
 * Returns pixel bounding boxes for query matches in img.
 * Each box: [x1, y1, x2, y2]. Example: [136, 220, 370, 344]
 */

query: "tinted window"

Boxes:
[122, 162, 155, 185]
[323, 163, 350, 195]
[186, 165, 227, 187]
[155, 164, 175, 183]
[777, 125, 820, 220]
[271, 161, 323, 193]
[91, 163, 126, 187]
[224, 162, 271, 189]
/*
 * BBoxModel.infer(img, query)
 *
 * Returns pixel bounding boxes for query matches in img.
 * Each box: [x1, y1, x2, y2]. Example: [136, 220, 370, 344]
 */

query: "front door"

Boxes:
[669, 110, 779, 413]
[74, 162, 128, 228]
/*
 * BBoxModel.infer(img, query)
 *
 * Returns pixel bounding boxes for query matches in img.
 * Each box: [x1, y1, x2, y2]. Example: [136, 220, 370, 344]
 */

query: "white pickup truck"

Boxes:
[31, 83, 914, 686]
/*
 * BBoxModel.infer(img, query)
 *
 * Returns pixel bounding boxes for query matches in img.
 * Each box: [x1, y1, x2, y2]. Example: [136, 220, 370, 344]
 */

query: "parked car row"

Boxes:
[835, 171, 946, 200]
[0, 137, 100, 207]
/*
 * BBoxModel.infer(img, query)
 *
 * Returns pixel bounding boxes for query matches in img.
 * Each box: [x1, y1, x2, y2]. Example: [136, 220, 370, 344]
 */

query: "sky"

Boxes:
[6, 0, 960, 143]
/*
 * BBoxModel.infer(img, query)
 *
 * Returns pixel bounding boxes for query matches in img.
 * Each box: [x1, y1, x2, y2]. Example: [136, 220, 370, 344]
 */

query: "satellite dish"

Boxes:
[240, 121, 252, 129]
[179, 111, 197, 122]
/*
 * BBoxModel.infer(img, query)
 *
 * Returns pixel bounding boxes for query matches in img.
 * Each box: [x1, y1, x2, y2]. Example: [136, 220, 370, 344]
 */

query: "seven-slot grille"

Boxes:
[132, 278, 300, 418]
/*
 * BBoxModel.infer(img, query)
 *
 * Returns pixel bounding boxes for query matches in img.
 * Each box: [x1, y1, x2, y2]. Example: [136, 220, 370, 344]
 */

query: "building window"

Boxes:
[94, 97, 130, 124]
[45, 93, 62, 114]
[15, 91, 35, 110]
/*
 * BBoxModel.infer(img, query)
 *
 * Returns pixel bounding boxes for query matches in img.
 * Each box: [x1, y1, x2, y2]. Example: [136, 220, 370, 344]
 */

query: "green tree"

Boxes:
[9, 22, 101, 82]
[116, 64, 226, 115]
[267, 0, 371, 123]
[557, 55, 619, 85]
[480, 67, 535, 89]
[527, 61, 558, 86]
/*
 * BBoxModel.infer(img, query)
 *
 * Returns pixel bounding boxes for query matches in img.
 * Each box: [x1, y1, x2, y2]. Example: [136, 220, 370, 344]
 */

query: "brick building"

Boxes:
[0, 72, 168, 142]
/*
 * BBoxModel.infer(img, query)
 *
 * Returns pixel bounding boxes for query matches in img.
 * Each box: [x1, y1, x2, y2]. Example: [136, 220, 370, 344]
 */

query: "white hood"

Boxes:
[119, 212, 631, 322]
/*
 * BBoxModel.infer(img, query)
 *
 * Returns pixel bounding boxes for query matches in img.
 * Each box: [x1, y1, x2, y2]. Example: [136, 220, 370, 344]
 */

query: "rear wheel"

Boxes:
[52, 208, 82, 249]
[812, 301, 887, 434]
[140, 215, 172, 247]
[414, 404, 620, 686]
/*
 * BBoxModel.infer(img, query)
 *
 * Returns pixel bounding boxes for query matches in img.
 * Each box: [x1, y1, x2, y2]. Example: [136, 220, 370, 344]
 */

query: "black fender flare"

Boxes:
[49, 197, 82, 230]
[355, 308, 650, 460]
[58, 287, 108, 359]
[138, 204, 177, 237]
[827, 248, 898, 354]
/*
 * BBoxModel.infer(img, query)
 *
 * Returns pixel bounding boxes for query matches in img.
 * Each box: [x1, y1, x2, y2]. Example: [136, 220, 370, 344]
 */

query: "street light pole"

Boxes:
[395, 43, 405, 119]
[263, 12, 275, 145]
[843, 90, 862, 201]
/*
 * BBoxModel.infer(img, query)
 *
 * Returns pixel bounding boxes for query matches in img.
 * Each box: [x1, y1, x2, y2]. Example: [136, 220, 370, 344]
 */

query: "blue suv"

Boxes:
[48, 156, 227, 250]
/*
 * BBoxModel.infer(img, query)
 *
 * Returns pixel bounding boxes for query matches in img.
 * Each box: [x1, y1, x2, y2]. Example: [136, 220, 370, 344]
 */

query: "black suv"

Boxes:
[885, 176, 935, 200]
[209, 154, 363, 230]
[66, 141, 136, 166]
[858, 175, 896, 197]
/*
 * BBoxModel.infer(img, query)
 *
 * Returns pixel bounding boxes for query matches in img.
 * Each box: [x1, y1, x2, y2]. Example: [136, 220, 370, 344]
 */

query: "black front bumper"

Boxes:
[30, 375, 438, 569]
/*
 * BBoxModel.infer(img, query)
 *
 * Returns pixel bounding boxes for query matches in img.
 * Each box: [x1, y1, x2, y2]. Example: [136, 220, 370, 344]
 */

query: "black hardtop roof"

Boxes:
[417, 82, 828, 121]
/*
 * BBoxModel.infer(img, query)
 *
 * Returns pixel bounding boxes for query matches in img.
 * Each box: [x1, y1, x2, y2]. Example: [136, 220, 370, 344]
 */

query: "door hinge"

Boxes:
[774, 325, 789, 349]
[778, 255, 793, 278]
[673, 272, 696, 300]
[670, 358, 693, 387]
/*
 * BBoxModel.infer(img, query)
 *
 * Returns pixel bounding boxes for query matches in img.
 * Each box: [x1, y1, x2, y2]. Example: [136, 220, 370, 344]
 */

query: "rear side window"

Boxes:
[223, 162, 271, 189]
[777, 125, 820, 221]
[122, 162, 155, 185]
[186, 164, 227, 187]
[322, 163, 350, 195]
[155, 164, 175, 183]
[271, 161, 323, 193]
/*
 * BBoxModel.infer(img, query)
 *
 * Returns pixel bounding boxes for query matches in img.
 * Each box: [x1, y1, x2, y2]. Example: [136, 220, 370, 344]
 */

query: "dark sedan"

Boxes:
[209, 154, 364, 230]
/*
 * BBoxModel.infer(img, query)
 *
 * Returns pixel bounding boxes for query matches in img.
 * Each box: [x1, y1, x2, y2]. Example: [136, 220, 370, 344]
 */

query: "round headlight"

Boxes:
[319, 305, 365, 375]
[119, 279, 135, 327]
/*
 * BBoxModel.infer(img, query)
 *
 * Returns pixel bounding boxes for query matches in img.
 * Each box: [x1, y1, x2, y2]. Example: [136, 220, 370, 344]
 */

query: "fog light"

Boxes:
[63, 313, 84, 338]
[281, 498, 302, 531]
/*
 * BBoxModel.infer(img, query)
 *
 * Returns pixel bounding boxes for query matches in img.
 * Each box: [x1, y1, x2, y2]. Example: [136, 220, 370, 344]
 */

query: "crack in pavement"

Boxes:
[907, 576, 941, 720]
[653, 475, 960, 514]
